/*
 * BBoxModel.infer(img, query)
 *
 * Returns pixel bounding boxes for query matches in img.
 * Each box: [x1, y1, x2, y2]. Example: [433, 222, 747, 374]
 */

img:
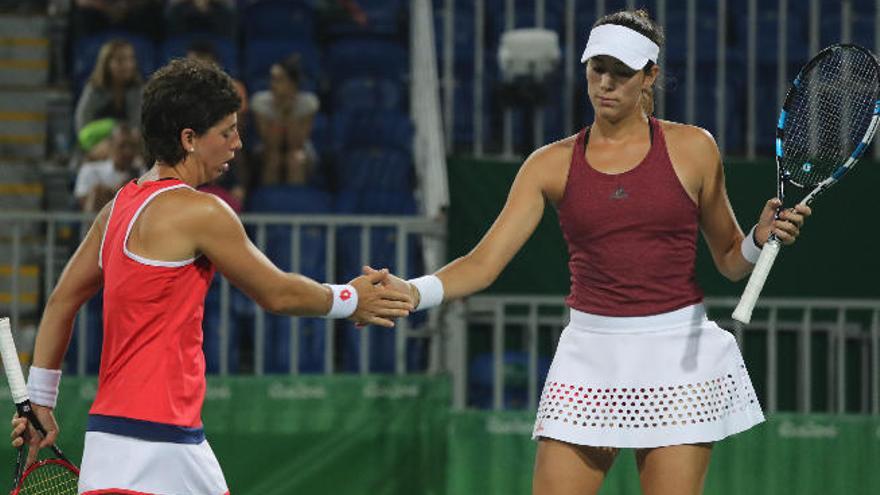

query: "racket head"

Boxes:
[776, 43, 880, 204]
[10, 459, 79, 495]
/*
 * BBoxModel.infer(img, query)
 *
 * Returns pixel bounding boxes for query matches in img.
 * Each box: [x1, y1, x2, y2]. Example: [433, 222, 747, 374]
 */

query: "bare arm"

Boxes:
[691, 128, 810, 281]
[31, 204, 109, 369]
[432, 144, 568, 300]
[183, 193, 411, 325]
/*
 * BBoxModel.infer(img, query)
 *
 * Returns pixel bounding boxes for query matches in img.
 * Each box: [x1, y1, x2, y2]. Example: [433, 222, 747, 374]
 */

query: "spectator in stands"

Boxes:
[74, 39, 142, 133]
[74, 122, 143, 212]
[251, 54, 320, 186]
[186, 40, 248, 210]
[73, 0, 162, 39]
[165, 0, 236, 37]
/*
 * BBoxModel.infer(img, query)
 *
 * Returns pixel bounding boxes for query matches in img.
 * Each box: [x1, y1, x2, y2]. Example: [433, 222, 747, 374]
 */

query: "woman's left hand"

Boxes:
[755, 198, 813, 246]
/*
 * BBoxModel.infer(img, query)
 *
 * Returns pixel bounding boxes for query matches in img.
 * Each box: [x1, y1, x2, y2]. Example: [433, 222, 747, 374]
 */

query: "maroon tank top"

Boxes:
[557, 117, 704, 316]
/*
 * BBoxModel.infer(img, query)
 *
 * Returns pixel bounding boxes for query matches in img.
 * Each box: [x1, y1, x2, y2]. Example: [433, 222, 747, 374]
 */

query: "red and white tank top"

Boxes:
[557, 117, 704, 316]
[90, 178, 214, 430]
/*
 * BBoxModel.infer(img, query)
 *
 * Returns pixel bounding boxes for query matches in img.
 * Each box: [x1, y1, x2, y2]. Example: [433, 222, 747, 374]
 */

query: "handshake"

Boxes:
[346, 266, 418, 328]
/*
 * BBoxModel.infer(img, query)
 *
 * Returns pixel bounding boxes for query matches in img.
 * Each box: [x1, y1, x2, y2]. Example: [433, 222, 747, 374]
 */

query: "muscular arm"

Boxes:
[31, 204, 109, 369]
[434, 143, 569, 300]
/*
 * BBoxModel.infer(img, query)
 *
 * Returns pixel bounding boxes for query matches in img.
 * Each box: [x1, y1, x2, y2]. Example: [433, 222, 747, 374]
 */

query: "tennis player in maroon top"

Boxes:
[374, 9, 811, 495]
[11, 58, 413, 494]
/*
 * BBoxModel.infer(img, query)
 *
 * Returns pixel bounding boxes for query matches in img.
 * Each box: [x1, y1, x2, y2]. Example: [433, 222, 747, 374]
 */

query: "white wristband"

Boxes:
[324, 284, 359, 318]
[26, 366, 61, 408]
[409, 275, 444, 311]
[740, 225, 762, 264]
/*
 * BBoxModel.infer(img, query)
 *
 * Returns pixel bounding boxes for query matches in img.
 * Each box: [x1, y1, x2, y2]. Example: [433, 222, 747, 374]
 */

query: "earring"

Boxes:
[189, 148, 195, 153]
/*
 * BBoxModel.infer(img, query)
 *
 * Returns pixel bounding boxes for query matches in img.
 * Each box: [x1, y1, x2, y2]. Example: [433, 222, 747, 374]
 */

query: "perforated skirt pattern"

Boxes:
[532, 304, 765, 448]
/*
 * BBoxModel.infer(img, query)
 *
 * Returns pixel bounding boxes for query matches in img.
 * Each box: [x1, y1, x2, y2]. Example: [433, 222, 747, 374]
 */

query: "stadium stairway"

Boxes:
[0, 13, 70, 323]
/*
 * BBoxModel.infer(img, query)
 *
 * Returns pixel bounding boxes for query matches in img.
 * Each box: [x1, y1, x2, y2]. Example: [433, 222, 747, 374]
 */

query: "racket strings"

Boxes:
[18, 463, 78, 495]
[783, 47, 879, 186]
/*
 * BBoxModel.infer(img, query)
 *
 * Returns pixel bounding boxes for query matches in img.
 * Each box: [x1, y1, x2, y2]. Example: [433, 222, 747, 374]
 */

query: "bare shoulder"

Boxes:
[146, 187, 238, 230]
[660, 120, 720, 163]
[520, 134, 578, 202]
[528, 133, 578, 165]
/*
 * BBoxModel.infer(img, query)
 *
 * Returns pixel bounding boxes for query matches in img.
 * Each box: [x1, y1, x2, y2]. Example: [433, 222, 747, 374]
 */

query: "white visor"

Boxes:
[580, 24, 659, 70]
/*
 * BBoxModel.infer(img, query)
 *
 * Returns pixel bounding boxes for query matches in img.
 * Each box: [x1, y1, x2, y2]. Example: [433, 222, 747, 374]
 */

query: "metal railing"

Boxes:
[0, 210, 445, 377]
[436, 0, 880, 159]
[454, 295, 880, 415]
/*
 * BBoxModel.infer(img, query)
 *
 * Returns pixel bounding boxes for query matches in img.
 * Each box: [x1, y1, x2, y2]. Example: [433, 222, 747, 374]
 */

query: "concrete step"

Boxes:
[0, 15, 49, 87]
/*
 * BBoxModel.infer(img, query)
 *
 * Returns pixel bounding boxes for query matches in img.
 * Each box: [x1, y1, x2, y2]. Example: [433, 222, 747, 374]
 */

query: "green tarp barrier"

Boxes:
[448, 410, 880, 495]
[1, 377, 876, 494]
[0, 376, 449, 494]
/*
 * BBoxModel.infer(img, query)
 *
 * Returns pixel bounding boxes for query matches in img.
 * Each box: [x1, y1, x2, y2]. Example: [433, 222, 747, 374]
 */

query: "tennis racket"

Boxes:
[732, 43, 880, 324]
[0, 317, 78, 494]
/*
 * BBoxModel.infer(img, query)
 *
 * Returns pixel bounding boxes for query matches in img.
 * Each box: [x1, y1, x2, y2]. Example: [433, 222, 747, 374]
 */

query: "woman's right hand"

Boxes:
[10, 404, 59, 468]
[348, 269, 414, 328]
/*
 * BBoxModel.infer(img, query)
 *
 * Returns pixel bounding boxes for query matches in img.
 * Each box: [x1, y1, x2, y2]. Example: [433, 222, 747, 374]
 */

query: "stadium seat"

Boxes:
[334, 148, 415, 192]
[334, 189, 426, 373]
[243, 38, 322, 93]
[330, 110, 414, 153]
[325, 0, 407, 38]
[331, 76, 404, 112]
[241, 185, 334, 373]
[160, 34, 239, 77]
[242, 0, 318, 41]
[325, 39, 408, 82]
[468, 351, 551, 409]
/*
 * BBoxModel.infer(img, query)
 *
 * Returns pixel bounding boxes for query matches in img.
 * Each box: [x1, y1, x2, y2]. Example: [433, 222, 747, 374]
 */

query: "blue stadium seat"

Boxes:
[334, 148, 415, 192]
[325, 39, 408, 82]
[325, 0, 407, 38]
[73, 32, 156, 92]
[468, 351, 551, 409]
[331, 76, 404, 112]
[243, 38, 322, 93]
[242, 0, 318, 41]
[65, 292, 104, 374]
[331, 111, 414, 152]
[334, 189, 426, 373]
[244, 185, 333, 373]
[160, 34, 239, 77]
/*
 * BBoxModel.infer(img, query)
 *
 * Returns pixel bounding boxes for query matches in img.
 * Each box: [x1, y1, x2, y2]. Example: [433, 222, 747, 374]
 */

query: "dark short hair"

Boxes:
[141, 58, 241, 165]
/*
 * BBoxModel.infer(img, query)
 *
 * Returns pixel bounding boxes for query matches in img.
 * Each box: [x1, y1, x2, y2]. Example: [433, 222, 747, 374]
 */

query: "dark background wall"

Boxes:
[447, 157, 880, 298]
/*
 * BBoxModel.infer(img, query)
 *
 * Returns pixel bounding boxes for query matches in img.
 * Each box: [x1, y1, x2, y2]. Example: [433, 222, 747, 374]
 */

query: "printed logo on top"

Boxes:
[267, 381, 327, 400]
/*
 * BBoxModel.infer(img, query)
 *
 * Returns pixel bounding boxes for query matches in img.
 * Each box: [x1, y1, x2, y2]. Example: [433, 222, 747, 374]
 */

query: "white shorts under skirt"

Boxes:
[532, 303, 764, 449]
[78, 432, 229, 495]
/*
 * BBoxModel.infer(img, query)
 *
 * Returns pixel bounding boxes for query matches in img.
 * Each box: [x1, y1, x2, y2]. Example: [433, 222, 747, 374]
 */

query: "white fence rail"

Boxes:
[0, 210, 445, 376]
[456, 295, 880, 415]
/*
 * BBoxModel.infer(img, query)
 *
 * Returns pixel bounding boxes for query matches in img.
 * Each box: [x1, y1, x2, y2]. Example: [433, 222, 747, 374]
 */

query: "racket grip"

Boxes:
[0, 317, 28, 404]
[732, 239, 782, 324]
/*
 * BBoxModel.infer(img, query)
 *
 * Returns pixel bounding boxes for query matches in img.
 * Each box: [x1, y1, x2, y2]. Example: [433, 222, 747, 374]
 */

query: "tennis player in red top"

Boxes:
[371, 9, 811, 495]
[11, 58, 412, 494]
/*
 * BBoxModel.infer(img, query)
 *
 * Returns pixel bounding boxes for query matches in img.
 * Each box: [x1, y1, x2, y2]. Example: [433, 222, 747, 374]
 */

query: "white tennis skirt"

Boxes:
[532, 303, 764, 449]
[78, 432, 229, 495]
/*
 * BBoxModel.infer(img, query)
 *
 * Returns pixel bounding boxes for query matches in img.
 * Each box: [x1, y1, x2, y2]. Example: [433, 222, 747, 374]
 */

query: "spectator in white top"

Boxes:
[250, 54, 320, 186]
[74, 123, 143, 212]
